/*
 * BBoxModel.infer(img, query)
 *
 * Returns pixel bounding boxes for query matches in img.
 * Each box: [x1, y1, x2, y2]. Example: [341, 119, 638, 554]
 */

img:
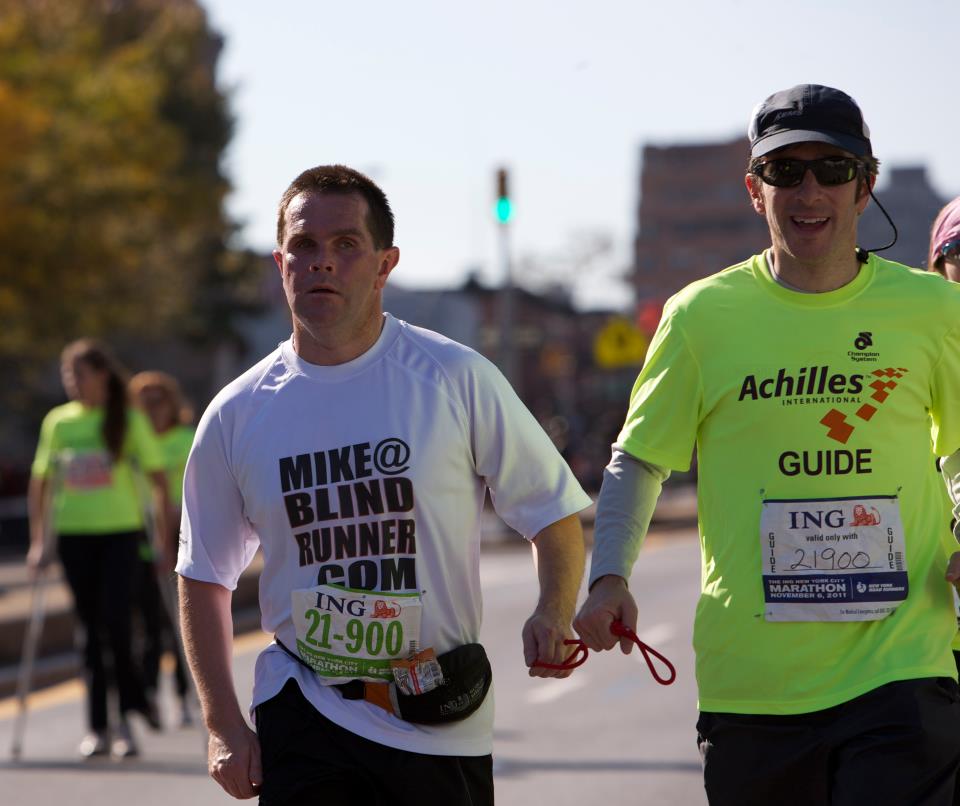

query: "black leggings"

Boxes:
[136, 552, 189, 698]
[58, 531, 149, 731]
[256, 680, 494, 806]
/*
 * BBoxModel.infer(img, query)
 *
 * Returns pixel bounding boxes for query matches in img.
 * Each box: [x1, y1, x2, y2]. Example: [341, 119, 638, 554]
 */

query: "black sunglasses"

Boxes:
[940, 239, 960, 261]
[753, 157, 863, 188]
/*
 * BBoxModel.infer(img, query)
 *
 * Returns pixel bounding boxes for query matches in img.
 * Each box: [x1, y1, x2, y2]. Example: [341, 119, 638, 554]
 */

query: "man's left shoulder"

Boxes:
[390, 316, 496, 379]
[874, 256, 960, 296]
[872, 258, 960, 323]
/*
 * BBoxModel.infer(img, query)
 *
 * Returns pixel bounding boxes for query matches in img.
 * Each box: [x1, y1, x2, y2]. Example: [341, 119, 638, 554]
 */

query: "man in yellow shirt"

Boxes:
[576, 85, 960, 805]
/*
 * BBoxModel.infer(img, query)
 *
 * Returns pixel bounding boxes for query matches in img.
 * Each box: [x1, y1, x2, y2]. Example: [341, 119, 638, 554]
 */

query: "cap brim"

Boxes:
[751, 129, 871, 158]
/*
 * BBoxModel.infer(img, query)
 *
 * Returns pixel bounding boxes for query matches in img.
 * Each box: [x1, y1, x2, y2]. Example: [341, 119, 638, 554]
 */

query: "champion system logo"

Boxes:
[819, 367, 909, 444]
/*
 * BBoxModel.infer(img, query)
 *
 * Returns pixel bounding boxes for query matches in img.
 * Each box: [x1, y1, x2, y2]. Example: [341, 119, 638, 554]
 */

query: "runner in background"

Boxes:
[27, 339, 170, 758]
[575, 86, 960, 805]
[929, 198, 960, 692]
[929, 198, 960, 282]
[130, 370, 196, 727]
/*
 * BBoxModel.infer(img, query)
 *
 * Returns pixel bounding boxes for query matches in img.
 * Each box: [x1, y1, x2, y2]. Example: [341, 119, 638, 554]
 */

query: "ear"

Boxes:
[273, 249, 284, 274]
[745, 173, 765, 215]
[856, 174, 876, 215]
[374, 247, 400, 291]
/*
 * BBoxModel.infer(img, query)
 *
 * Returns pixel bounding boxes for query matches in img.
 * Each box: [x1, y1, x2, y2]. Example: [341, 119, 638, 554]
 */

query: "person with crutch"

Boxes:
[10, 456, 60, 761]
[27, 339, 171, 758]
[129, 370, 196, 727]
[925, 196, 960, 806]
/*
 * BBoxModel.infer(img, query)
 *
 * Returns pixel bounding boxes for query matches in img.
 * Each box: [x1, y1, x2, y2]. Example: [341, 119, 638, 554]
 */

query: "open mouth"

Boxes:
[791, 216, 829, 232]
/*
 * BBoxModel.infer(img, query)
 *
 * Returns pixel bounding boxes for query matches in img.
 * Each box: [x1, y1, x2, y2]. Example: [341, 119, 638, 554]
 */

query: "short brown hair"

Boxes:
[276, 165, 394, 249]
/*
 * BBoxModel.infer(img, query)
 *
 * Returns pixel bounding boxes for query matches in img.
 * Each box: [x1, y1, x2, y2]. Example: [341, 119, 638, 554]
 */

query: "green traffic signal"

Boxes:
[495, 168, 512, 223]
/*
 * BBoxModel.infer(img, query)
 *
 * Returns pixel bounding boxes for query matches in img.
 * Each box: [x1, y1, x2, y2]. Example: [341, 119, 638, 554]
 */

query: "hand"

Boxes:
[207, 722, 262, 800]
[25, 542, 53, 574]
[574, 575, 638, 654]
[945, 551, 960, 588]
[522, 605, 577, 679]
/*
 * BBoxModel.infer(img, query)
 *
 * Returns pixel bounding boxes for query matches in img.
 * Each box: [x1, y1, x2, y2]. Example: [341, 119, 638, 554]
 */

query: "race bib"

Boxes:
[291, 583, 422, 684]
[760, 495, 908, 622]
[61, 449, 113, 491]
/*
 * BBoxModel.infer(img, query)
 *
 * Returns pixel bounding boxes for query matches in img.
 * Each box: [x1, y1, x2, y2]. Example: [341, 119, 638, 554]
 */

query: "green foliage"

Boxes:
[0, 0, 260, 374]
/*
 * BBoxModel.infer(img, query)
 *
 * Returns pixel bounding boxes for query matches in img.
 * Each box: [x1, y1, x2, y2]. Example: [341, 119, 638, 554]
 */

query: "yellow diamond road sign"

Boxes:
[593, 317, 648, 369]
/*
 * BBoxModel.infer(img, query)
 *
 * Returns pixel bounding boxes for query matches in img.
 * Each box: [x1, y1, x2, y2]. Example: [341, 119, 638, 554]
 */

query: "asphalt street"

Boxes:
[0, 528, 705, 806]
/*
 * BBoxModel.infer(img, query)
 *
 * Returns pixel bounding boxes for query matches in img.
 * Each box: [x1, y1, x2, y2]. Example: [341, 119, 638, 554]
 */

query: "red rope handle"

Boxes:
[609, 620, 676, 686]
[530, 620, 676, 685]
[530, 639, 589, 670]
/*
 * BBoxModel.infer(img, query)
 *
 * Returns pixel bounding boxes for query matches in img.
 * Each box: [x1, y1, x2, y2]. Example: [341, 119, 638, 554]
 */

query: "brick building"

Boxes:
[631, 137, 769, 307]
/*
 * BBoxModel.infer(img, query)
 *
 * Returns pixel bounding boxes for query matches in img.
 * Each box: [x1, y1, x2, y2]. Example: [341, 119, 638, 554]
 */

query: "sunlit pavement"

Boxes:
[0, 529, 705, 806]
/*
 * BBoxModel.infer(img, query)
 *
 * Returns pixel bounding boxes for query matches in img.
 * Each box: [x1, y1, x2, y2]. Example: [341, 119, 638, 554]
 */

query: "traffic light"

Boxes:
[495, 168, 512, 223]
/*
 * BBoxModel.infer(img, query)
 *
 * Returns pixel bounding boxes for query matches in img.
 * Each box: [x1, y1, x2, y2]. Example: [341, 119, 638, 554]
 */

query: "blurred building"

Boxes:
[859, 166, 948, 269]
[631, 137, 769, 307]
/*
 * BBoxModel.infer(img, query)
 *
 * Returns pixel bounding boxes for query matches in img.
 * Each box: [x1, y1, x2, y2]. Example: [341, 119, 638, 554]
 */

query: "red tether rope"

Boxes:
[532, 620, 676, 685]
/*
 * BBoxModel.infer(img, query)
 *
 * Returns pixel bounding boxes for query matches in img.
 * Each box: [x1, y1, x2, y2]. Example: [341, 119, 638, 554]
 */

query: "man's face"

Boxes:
[273, 191, 399, 345]
[746, 142, 871, 267]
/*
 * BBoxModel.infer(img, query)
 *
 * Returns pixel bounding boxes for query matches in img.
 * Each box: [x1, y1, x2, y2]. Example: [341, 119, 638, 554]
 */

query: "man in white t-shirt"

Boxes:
[177, 164, 592, 805]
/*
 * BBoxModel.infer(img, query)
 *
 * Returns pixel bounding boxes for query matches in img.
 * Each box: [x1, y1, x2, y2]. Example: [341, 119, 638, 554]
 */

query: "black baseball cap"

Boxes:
[748, 84, 872, 159]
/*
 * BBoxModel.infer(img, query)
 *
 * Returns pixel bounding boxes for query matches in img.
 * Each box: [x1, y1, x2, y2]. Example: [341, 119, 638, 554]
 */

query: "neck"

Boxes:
[78, 393, 107, 408]
[292, 312, 386, 366]
[768, 247, 862, 293]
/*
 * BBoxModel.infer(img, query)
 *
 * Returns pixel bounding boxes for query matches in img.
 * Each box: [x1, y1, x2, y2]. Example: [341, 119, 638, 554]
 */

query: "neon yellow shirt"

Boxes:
[618, 253, 960, 714]
[31, 402, 166, 534]
[157, 425, 194, 506]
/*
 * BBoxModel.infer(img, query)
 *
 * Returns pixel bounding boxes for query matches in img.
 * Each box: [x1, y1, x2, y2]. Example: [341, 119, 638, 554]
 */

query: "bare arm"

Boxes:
[147, 470, 173, 572]
[522, 513, 586, 679]
[179, 576, 261, 800]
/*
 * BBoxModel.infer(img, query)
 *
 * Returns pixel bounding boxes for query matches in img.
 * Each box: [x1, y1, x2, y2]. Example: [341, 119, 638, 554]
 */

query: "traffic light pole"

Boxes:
[498, 218, 516, 388]
[495, 168, 516, 388]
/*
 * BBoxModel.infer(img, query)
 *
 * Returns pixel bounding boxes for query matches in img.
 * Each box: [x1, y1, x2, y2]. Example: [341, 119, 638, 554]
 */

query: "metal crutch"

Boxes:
[10, 465, 58, 760]
[10, 568, 50, 760]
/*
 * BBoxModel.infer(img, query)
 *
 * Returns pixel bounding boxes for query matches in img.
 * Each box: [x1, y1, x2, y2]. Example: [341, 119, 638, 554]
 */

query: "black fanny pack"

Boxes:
[275, 638, 491, 726]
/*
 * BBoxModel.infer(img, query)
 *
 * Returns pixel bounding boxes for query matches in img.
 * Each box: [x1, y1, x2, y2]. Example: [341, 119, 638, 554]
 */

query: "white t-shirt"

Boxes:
[177, 314, 591, 756]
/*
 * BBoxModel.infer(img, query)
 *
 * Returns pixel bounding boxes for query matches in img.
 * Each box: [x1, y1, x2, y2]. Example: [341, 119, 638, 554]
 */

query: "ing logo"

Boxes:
[372, 600, 401, 618]
[851, 504, 881, 526]
[854, 332, 873, 350]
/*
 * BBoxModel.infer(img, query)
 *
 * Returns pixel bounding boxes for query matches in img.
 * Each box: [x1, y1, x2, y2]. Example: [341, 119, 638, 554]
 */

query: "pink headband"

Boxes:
[929, 197, 960, 269]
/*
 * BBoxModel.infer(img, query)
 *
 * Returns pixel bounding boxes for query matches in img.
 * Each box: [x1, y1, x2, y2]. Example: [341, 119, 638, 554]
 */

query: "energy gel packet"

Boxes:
[391, 648, 444, 696]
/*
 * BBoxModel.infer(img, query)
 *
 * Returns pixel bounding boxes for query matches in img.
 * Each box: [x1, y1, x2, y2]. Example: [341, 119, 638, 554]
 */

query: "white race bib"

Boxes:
[291, 583, 422, 683]
[61, 449, 113, 491]
[760, 495, 908, 622]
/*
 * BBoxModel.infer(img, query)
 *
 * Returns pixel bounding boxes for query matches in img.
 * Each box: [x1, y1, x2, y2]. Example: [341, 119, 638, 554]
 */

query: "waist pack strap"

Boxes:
[273, 637, 367, 701]
[273, 636, 490, 725]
